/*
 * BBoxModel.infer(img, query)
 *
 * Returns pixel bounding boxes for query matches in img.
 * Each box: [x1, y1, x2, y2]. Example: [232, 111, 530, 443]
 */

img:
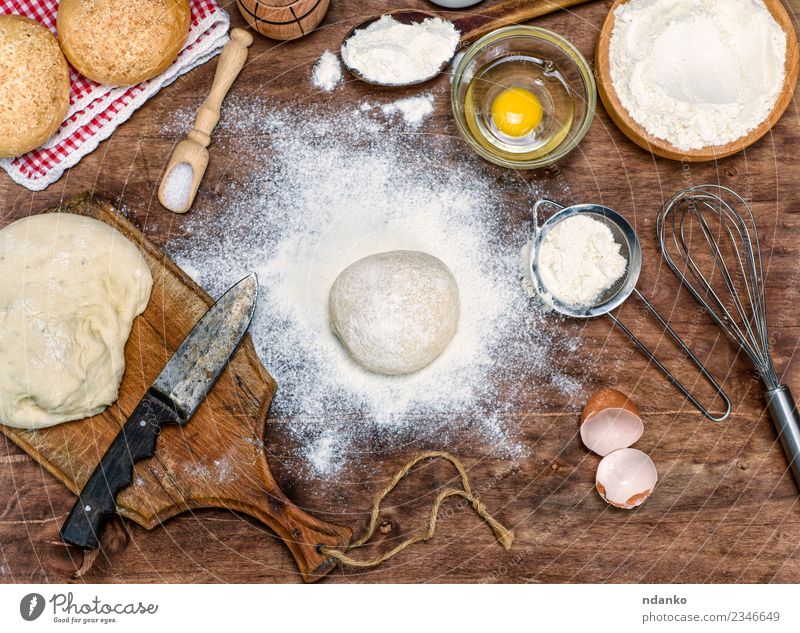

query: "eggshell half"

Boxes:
[580, 388, 643, 456]
[596, 448, 657, 509]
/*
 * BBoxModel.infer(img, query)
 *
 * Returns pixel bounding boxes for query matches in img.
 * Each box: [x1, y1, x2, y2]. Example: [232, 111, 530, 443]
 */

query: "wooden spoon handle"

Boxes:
[189, 28, 254, 147]
[453, 0, 594, 45]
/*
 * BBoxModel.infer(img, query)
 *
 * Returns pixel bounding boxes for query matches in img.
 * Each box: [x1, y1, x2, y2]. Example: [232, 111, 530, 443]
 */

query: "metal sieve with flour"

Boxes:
[530, 198, 730, 421]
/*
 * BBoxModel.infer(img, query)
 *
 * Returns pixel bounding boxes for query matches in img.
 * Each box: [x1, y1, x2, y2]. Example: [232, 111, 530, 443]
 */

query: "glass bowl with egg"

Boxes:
[451, 26, 596, 169]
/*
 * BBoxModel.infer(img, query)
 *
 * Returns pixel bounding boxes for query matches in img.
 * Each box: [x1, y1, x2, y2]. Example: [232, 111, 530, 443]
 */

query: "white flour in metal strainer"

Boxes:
[164, 96, 586, 478]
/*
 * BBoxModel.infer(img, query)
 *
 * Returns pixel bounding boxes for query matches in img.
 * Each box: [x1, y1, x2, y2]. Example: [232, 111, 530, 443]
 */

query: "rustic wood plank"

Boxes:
[1, 0, 800, 583]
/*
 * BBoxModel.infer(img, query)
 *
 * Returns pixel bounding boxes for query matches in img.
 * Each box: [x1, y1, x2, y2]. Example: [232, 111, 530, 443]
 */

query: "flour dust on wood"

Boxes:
[165, 96, 586, 479]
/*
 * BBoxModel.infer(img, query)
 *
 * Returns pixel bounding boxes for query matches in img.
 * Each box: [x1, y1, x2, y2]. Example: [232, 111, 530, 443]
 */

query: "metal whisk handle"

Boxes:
[765, 385, 800, 489]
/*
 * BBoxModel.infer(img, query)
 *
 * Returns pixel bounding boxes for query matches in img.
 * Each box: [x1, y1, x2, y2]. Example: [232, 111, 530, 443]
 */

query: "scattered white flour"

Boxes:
[609, 0, 787, 151]
[373, 94, 435, 128]
[341, 15, 460, 85]
[213, 458, 232, 482]
[312, 50, 343, 92]
[536, 215, 627, 307]
[161, 162, 193, 211]
[165, 96, 586, 478]
[358, 94, 435, 128]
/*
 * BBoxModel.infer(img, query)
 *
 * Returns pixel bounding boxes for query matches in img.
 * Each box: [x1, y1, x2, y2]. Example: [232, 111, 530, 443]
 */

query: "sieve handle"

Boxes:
[764, 385, 800, 490]
[532, 198, 565, 231]
[608, 288, 731, 422]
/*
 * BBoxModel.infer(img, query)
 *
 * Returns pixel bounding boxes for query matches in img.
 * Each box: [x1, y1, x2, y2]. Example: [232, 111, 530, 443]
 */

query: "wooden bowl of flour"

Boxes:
[595, 0, 799, 162]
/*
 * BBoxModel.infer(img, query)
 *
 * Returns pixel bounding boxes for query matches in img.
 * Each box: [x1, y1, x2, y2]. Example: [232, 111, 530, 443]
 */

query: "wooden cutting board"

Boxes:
[0, 192, 352, 582]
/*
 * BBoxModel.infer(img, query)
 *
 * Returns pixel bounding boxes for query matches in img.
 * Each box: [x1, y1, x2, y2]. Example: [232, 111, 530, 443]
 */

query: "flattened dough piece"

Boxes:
[329, 250, 460, 375]
[0, 214, 153, 429]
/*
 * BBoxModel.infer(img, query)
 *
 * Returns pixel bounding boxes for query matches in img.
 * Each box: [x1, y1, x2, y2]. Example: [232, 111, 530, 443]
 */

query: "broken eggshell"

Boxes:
[596, 448, 657, 509]
[580, 388, 644, 456]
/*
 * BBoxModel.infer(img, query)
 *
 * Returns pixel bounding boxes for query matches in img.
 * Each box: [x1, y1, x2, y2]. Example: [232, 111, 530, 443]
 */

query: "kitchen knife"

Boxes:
[60, 273, 259, 549]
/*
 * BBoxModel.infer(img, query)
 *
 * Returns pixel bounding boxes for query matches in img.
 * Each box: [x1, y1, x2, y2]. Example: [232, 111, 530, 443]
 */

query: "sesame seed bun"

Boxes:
[0, 15, 70, 158]
[57, 0, 191, 86]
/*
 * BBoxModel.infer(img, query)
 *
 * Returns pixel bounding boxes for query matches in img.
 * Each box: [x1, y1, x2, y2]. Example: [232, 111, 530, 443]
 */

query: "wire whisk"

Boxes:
[658, 185, 800, 490]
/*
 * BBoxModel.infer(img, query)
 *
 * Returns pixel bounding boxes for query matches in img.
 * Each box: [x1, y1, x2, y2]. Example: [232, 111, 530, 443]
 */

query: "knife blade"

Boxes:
[60, 273, 259, 549]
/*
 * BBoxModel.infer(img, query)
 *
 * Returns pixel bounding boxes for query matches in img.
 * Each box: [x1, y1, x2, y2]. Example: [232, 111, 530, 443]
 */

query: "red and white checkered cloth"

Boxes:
[0, 0, 230, 191]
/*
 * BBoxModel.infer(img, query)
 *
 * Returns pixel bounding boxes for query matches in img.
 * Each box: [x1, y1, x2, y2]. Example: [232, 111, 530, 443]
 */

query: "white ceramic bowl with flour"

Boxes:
[529, 199, 730, 421]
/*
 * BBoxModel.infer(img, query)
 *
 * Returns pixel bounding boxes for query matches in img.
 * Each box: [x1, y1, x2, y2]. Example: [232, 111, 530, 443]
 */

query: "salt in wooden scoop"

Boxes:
[341, 0, 593, 87]
[159, 28, 253, 213]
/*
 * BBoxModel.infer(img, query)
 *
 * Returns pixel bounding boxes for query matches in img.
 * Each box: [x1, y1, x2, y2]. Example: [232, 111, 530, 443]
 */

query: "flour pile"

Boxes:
[537, 215, 627, 307]
[609, 0, 787, 151]
[166, 97, 584, 477]
[311, 50, 343, 92]
[341, 15, 460, 85]
[359, 94, 435, 128]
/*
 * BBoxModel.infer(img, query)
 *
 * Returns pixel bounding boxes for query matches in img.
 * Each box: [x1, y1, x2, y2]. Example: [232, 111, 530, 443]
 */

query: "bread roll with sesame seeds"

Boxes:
[0, 15, 70, 158]
[57, 0, 190, 86]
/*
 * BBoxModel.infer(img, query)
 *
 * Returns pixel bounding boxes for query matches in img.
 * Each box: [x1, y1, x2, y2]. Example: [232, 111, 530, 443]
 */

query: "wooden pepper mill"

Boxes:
[236, 0, 330, 40]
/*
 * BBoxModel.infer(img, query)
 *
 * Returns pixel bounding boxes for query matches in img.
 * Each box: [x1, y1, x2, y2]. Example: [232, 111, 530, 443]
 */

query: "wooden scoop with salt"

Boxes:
[159, 28, 253, 213]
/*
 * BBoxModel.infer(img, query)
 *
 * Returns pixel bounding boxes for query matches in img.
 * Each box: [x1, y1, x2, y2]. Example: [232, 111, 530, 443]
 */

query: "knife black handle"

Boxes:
[60, 389, 182, 550]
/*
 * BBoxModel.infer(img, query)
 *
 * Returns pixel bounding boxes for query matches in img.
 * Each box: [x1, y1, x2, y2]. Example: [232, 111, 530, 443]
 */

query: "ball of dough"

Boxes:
[57, 0, 191, 86]
[329, 250, 460, 375]
[0, 15, 70, 158]
[0, 214, 153, 429]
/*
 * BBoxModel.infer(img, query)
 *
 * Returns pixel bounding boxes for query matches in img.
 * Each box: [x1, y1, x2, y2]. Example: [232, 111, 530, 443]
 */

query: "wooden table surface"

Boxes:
[2, 0, 800, 584]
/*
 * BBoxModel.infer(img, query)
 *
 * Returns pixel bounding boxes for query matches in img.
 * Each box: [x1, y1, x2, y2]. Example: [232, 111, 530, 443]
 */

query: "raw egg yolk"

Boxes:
[491, 87, 543, 137]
